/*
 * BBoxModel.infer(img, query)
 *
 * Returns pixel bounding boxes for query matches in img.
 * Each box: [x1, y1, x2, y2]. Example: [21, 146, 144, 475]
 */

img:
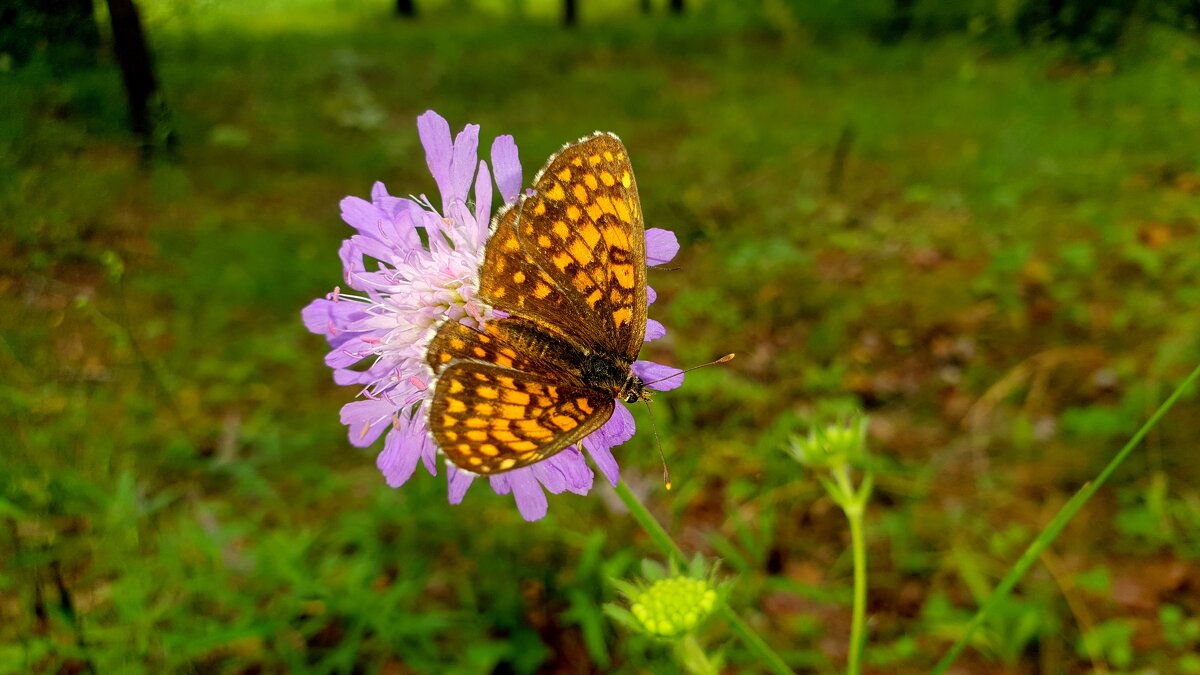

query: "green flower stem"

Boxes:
[613, 480, 794, 675]
[675, 634, 718, 675]
[833, 465, 870, 675]
[932, 362, 1200, 674]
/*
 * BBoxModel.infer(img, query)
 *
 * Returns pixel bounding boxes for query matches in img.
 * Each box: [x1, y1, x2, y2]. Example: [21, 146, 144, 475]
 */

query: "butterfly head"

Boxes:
[619, 373, 650, 403]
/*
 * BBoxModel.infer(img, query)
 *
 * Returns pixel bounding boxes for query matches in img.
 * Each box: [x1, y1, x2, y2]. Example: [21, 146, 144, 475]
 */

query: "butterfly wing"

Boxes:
[427, 321, 615, 474]
[481, 133, 648, 363]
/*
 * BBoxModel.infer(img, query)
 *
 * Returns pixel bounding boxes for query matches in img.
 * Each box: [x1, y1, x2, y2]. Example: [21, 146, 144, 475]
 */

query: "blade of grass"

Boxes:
[932, 363, 1200, 674]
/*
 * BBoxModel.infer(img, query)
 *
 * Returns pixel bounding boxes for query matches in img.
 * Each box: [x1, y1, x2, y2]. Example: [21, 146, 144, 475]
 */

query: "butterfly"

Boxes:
[424, 133, 650, 475]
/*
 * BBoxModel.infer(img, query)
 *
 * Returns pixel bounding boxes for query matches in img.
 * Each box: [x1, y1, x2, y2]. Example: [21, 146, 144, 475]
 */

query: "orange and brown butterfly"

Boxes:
[425, 132, 683, 478]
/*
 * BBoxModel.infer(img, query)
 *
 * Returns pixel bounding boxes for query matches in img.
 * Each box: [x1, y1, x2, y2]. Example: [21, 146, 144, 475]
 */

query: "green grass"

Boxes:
[3, 1, 1200, 672]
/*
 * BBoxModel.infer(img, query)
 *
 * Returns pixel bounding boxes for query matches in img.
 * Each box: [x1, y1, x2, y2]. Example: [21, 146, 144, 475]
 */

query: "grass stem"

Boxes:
[932, 363, 1200, 673]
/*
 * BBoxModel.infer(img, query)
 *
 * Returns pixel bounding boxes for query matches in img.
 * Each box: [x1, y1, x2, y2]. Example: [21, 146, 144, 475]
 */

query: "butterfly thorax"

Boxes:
[578, 351, 648, 403]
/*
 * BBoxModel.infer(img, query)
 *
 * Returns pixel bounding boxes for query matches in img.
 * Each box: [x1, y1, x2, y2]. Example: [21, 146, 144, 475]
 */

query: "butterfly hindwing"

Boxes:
[426, 317, 535, 374]
[429, 357, 616, 474]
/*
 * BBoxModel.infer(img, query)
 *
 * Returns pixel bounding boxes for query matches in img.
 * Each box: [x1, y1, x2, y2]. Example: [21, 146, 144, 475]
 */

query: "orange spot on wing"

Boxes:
[553, 220, 570, 240]
[602, 225, 630, 249]
[573, 183, 589, 203]
[579, 222, 600, 247]
[613, 307, 632, 327]
[552, 252, 573, 271]
[577, 398, 594, 414]
[600, 170, 615, 186]
[583, 173, 598, 189]
[569, 239, 594, 266]
[614, 197, 632, 224]
[551, 415, 579, 431]
[478, 386, 498, 399]
[556, 167, 572, 181]
[621, 170, 631, 188]
[501, 405, 525, 419]
[533, 283, 552, 299]
[573, 271, 593, 292]
[446, 398, 466, 413]
[612, 263, 635, 289]
[566, 204, 582, 221]
[449, 380, 464, 394]
[545, 182, 566, 201]
[502, 390, 531, 405]
[585, 289, 603, 308]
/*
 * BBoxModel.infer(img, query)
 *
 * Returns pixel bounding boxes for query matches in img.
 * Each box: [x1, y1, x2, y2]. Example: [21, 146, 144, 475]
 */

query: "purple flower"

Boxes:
[303, 110, 683, 521]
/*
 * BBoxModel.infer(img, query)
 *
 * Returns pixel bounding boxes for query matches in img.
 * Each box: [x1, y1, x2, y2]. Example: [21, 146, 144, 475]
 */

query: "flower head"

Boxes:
[303, 110, 682, 521]
[606, 558, 722, 641]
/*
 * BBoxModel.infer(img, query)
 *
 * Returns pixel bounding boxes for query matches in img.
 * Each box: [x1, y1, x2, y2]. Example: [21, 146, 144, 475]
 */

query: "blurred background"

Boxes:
[3, 0, 1200, 672]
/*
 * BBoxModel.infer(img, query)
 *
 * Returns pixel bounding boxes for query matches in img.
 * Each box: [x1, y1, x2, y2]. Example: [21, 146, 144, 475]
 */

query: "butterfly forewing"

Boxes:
[477, 207, 587, 336]
[512, 134, 648, 362]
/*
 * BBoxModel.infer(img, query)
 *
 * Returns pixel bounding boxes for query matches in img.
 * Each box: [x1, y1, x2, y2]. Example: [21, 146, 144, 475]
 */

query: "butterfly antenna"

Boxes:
[642, 353, 735, 387]
[639, 354, 734, 491]
[642, 399, 671, 491]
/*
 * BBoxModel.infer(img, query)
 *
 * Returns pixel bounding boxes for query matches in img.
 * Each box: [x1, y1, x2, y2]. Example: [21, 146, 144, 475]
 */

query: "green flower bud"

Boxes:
[628, 577, 717, 639]
[787, 414, 869, 469]
[606, 558, 723, 642]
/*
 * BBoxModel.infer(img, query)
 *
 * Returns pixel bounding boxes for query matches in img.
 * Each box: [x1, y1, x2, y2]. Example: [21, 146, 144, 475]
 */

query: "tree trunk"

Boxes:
[563, 0, 577, 27]
[105, 0, 174, 158]
[395, 0, 416, 18]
